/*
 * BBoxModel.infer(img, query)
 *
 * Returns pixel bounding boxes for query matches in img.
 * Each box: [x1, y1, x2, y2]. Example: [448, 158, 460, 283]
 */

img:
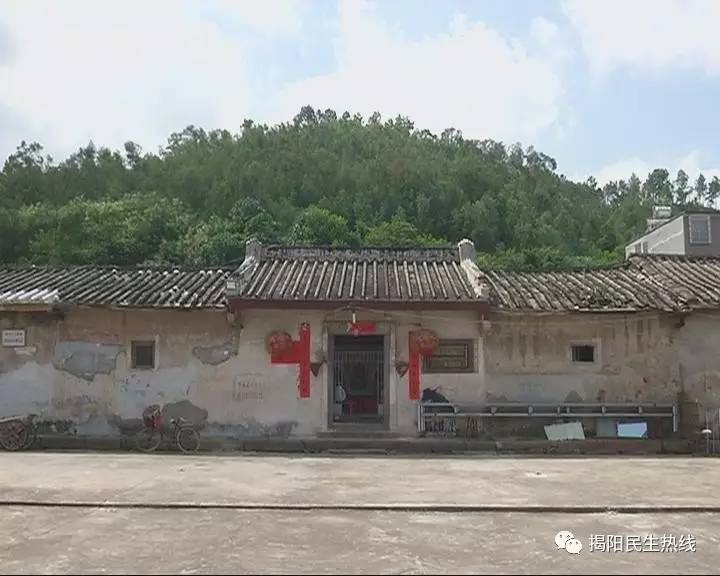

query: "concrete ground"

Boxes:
[0, 453, 719, 574]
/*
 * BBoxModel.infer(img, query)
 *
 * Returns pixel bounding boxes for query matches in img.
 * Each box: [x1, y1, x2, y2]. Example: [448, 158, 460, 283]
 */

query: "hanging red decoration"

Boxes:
[266, 331, 292, 355]
[414, 329, 439, 356]
[347, 321, 376, 336]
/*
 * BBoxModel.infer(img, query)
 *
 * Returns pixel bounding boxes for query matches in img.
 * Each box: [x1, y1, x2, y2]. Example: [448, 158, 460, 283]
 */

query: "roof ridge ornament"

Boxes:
[457, 239, 490, 300]
[227, 238, 263, 296]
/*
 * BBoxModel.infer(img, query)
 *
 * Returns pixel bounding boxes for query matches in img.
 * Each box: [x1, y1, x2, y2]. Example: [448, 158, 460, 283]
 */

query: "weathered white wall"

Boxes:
[390, 311, 484, 433]
[675, 312, 720, 409]
[0, 308, 327, 437]
[482, 312, 681, 404]
[0, 307, 486, 437]
[2, 306, 718, 439]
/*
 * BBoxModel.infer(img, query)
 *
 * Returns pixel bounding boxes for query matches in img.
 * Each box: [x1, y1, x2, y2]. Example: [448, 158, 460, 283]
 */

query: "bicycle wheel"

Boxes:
[175, 426, 199, 453]
[0, 421, 29, 451]
[23, 416, 39, 450]
[135, 428, 162, 452]
[22, 425, 38, 450]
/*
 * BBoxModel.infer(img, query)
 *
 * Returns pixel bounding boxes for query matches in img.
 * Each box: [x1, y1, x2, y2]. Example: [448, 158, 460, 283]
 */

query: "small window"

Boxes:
[571, 344, 595, 363]
[423, 339, 475, 373]
[131, 341, 155, 369]
[689, 215, 711, 245]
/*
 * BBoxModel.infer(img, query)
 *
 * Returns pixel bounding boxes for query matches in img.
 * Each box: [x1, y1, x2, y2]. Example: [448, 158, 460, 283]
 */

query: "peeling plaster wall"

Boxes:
[482, 313, 682, 405]
[212, 309, 325, 437]
[2, 305, 718, 440]
[675, 313, 720, 409]
[0, 307, 486, 438]
[0, 308, 326, 438]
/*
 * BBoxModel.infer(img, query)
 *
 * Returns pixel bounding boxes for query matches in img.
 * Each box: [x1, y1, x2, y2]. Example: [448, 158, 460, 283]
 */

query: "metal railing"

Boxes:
[418, 402, 678, 435]
[703, 407, 720, 455]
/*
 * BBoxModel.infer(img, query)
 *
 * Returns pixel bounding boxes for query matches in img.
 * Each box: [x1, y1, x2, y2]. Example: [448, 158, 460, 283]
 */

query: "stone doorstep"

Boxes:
[29, 435, 694, 455]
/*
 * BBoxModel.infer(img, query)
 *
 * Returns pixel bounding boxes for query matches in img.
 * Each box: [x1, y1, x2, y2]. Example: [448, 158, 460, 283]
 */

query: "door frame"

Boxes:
[326, 321, 390, 430]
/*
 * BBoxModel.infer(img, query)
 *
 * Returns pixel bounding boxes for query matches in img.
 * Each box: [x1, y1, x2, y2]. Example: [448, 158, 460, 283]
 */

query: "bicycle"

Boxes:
[134, 406, 200, 453]
[0, 414, 39, 451]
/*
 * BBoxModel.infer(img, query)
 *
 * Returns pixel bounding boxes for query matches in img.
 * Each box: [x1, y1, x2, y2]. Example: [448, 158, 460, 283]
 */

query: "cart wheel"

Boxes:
[0, 421, 29, 451]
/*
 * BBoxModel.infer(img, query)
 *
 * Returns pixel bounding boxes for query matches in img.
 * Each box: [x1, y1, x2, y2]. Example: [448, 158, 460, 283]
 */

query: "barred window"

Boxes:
[571, 344, 595, 363]
[131, 341, 155, 369]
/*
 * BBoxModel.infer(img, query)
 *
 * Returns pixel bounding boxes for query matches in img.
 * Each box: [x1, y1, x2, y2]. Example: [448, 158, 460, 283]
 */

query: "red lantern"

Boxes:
[414, 329, 439, 356]
[266, 331, 292, 355]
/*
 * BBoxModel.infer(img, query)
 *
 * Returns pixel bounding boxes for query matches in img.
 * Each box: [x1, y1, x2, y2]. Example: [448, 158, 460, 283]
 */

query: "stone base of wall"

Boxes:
[26, 435, 696, 455]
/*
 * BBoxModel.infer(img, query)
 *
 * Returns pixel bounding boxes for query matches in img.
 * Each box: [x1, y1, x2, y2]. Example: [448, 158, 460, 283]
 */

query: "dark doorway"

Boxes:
[332, 335, 385, 424]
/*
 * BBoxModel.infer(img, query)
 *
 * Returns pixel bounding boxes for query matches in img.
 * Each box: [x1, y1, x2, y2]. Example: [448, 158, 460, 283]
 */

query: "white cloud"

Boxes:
[276, 0, 564, 144]
[584, 150, 720, 185]
[0, 0, 307, 162]
[563, 0, 720, 75]
[530, 17, 559, 48]
[212, 0, 305, 36]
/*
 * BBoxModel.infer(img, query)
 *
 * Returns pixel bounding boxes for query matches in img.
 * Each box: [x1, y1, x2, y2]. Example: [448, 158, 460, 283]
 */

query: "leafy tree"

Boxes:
[674, 169, 690, 207]
[364, 216, 446, 247]
[694, 174, 707, 203]
[643, 169, 672, 205]
[287, 207, 357, 246]
[180, 216, 246, 266]
[1, 107, 718, 270]
[707, 177, 720, 207]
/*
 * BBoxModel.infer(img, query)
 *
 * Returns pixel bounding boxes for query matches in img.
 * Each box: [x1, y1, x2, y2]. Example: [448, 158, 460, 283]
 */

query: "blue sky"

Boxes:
[1, 0, 719, 184]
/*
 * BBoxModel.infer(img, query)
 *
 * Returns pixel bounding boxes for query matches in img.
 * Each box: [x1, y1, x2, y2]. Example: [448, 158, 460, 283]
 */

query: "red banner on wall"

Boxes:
[408, 331, 420, 400]
[271, 323, 311, 398]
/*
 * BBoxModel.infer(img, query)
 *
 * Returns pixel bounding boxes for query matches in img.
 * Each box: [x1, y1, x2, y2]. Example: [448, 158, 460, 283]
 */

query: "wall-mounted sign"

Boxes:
[422, 339, 475, 373]
[234, 376, 264, 401]
[2, 329, 26, 347]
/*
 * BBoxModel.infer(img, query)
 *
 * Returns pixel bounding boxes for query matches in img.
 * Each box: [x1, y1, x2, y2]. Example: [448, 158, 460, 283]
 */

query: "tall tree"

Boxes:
[694, 174, 707, 204]
[707, 177, 720, 207]
[674, 169, 690, 207]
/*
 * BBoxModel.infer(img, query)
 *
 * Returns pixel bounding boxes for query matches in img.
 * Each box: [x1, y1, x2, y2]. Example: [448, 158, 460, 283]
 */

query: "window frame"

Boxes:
[131, 340, 156, 370]
[570, 343, 596, 364]
[688, 214, 711, 245]
[422, 338, 476, 374]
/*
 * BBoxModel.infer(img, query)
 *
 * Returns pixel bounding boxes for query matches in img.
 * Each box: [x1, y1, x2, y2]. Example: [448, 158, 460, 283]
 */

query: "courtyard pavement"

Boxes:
[0, 452, 718, 573]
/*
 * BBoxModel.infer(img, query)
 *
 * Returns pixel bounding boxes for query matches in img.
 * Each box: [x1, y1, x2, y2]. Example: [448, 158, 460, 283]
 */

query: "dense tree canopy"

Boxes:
[1, 106, 717, 269]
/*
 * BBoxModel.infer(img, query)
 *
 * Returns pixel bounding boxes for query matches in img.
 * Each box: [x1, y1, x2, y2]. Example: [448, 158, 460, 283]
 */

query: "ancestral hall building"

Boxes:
[1, 239, 719, 442]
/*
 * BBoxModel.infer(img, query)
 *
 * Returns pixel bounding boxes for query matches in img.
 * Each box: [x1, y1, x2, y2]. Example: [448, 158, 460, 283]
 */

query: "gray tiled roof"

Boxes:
[2, 252, 720, 313]
[229, 246, 483, 304]
[0, 266, 231, 309]
[483, 254, 720, 313]
[483, 265, 679, 312]
[630, 255, 720, 310]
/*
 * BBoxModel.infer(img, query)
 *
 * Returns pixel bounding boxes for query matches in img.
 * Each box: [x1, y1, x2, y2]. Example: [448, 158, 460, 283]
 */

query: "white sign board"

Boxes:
[544, 421, 585, 441]
[2, 329, 26, 347]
